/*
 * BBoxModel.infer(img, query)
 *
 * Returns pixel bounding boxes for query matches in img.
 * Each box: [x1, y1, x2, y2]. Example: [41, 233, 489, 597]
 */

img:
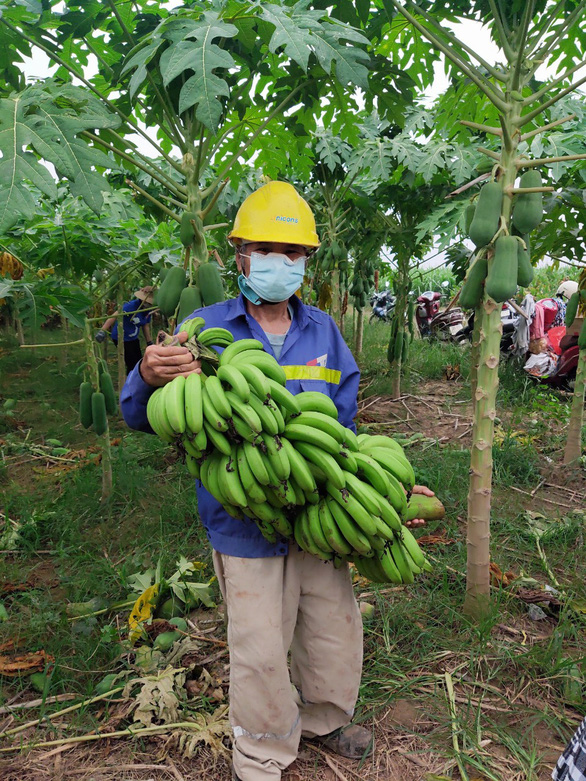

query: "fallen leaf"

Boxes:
[0, 649, 54, 676]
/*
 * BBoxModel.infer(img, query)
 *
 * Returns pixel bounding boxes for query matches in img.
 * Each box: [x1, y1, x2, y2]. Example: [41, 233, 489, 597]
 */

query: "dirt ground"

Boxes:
[1, 384, 583, 781]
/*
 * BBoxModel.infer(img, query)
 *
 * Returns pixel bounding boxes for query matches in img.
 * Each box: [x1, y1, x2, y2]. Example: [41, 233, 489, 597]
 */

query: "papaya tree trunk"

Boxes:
[388, 252, 410, 399]
[355, 307, 364, 356]
[15, 314, 24, 345]
[563, 348, 586, 464]
[469, 306, 483, 402]
[85, 319, 112, 502]
[464, 300, 502, 615]
[116, 286, 125, 392]
[331, 268, 341, 327]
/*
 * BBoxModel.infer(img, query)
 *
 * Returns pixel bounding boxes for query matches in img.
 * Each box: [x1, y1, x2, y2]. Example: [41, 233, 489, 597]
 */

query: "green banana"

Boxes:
[204, 375, 232, 419]
[333, 448, 358, 474]
[197, 327, 234, 348]
[185, 453, 201, 478]
[202, 420, 232, 456]
[235, 444, 267, 504]
[231, 414, 259, 443]
[231, 351, 287, 385]
[294, 391, 338, 419]
[378, 548, 403, 584]
[225, 391, 263, 433]
[283, 422, 341, 456]
[181, 316, 205, 339]
[367, 447, 415, 491]
[278, 437, 317, 494]
[202, 384, 230, 432]
[162, 376, 186, 434]
[246, 392, 280, 436]
[325, 482, 378, 538]
[305, 503, 334, 554]
[242, 440, 271, 485]
[266, 379, 300, 414]
[260, 433, 291, 481]
[292, 441, 345, 489]
[358, 434, 406, 458]
[247, 501, 293, 537]
[217, 364, 250, 402]
[325, 496, 372, 556]
[389, 539, 415, 584]
[343, 473, 381, 516]
[219, 338, 265, 366]
[265, 398, 286, 434]
[147, 389, 175, 443]
[317, 498, 352, 555]
[184, 371, 204, 434]
[237, 363, 271, 400]
[399, 525, 427, 569]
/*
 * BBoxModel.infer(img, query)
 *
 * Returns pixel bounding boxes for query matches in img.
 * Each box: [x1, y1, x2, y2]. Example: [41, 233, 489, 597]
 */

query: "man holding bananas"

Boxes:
[121, 182, 431, 781]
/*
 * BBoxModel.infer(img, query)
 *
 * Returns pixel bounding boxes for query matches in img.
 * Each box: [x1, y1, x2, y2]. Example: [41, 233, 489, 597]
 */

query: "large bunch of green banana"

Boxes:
[146, 316, 430, 584]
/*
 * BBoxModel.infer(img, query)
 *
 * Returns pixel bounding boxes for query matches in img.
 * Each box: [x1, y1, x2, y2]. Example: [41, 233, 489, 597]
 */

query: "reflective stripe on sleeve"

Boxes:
[282, 366, 341, 384]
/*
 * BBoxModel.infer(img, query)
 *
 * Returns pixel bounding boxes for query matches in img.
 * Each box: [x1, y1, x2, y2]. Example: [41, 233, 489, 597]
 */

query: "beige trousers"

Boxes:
[213, 546, 363, 781]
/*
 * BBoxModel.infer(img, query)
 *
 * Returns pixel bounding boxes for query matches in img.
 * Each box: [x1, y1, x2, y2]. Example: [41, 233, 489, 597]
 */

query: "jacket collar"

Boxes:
[225, 294, 309, 329]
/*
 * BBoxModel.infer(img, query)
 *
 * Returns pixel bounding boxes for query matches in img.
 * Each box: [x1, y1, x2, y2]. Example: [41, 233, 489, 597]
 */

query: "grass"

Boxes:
[1, 318, 584, 780]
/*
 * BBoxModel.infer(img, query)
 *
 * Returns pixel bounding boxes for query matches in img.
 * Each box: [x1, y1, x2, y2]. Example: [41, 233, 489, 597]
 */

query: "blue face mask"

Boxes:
[238, 251, 306, 305]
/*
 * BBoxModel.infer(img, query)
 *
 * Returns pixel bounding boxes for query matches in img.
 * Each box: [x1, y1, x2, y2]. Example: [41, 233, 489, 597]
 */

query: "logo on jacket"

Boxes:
[307, 354, 327, 367]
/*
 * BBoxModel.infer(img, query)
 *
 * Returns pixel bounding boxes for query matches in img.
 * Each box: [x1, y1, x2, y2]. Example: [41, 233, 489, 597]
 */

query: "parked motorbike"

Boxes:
[454, 301, 518, 353]
[369, 290, 396, 323]
[529, 326, 578, 390]
[415, 288, 464, 340]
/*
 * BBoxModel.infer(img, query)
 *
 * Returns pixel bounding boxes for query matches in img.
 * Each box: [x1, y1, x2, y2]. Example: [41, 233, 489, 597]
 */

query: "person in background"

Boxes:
[119, 182, 433, 781]
[95, 286, 156, 374]
[528, 279, 578, 354]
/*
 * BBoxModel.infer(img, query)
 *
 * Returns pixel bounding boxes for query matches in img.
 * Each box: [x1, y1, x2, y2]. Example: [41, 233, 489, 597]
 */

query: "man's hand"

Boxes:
[404, 484, 435, 529]
[95, 329, 107, 343]
[139, 331, 201, 387]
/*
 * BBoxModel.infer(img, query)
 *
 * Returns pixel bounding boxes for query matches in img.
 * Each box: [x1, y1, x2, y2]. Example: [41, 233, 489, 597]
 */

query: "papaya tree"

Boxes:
[0, 0, 414, 321]
[384, 0, 586, 615]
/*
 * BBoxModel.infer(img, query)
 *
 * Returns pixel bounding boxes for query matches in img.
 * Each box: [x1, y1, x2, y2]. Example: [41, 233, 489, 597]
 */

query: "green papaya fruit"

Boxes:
[565, 292, 580, 327]
[93, 269, 104, 283]
[169, 616, 188, 631]
[79, 382, 93, 429]
[463, 203, 476, 234]
[157, 266, 187, 318]
[180, 211, 198, 248]
[198, 262, 225, 306]
[29, 672, 50, 695]
[516, 235, 534, 288]
[153, 630, 181, 651]
[91, 392, 108, 436]
[156, 595, 185, 620]
[578, 318, 586, 351]
[512, 170, 543, 233]
[177, 285, 203, 323]
[401, 333, 409, 364]
[468, 182, 503, 247]
[95, 673, 118, 696]
[485, 236, 518, 303]
[459, 255, 489, 310]
[99, 371, 117, 416]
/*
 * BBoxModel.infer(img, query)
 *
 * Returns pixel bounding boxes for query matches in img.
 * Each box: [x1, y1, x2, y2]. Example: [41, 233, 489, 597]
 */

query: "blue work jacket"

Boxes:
[120, 294, 360, 558]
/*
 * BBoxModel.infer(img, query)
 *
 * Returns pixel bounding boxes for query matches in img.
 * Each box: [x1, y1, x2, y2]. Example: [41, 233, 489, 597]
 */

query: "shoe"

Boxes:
[316, 724, 374, 759]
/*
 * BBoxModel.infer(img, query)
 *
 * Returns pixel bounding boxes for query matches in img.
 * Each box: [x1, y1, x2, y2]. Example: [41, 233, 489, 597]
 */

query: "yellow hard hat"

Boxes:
[228, 181, 320, 248]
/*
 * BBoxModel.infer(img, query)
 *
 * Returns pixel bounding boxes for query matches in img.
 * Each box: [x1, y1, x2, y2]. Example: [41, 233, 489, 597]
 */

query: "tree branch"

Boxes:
[516, 153, 586, 169]
[531, 0, 586, 70]
[125, 179, 181, 222]
[203, 84, 307, 195]
[201, 178, 229, 220]
[522, 57, 586, 105]
[477, 147, 501, 161]
[405, 0, 507, 82]
[460, 120, 502, 136]
[511, 0, 534, 91]
[81, 131, 186, 200]
[514, 73, 586, 127]
[388, 0, 509, 111]
[520, 113, 576, 141]
[487, 0, 515, 61]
